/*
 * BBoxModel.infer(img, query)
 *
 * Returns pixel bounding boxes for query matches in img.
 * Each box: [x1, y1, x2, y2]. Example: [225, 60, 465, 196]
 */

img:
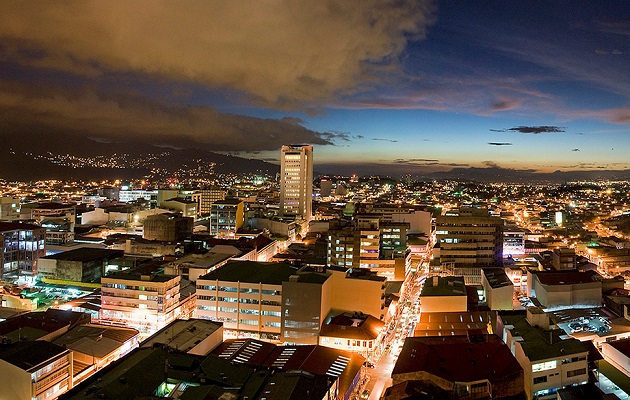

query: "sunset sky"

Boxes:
[1, 1, 629, 176]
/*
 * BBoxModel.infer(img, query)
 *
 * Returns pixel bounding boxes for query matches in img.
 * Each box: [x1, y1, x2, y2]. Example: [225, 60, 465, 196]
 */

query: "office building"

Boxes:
[196, 261, 331, 344]
[209, 199, 245, 237]
[435, 213, 504, 285]
[279, 144, 313, 221]
[22, 202, 76, 245]
[99, 272, 190, 338]
[191, 187, 226, 217]
[0, 222, 46, 280]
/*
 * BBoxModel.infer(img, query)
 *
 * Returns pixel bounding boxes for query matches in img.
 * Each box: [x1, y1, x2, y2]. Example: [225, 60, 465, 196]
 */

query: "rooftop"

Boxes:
[53, 323, 138, 358]
[102, 271, 178, 283]
[420, 276, 467, 297]
[0, 340, 68, 371]
[42, 248, 124, 262]
[0, 222, 44, 232]
[534, 271, 597, 286]
[392, 335, 523, 385]
[482, 268, 513, 288]
[199, 260, 300, 285]
[141, 319, 223, 355]
[319, 312, 385, 341]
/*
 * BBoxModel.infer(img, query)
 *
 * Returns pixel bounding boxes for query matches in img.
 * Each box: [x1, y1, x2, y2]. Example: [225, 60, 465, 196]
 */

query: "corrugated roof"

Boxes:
[392, 336, 522, 384]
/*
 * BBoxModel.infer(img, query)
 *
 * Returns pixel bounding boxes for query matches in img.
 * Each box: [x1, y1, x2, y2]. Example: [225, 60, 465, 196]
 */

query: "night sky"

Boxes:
[1, 1, 629, 176]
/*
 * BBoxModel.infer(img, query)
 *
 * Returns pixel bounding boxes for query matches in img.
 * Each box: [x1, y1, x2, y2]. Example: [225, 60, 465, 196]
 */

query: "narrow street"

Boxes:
[356, 259, 428, 400]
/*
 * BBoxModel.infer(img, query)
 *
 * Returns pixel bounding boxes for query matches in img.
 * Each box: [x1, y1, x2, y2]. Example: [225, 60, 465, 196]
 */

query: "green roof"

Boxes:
[199, 261, 299, 285]
[501, 313, 588, 361]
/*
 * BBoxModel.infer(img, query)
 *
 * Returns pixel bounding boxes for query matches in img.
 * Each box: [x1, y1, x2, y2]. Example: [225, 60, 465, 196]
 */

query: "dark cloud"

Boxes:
[372, 138, 399, 142]
[572, 148, 580, 151]
[491, 126, 566, 134]
[354, 135, 365, 139]
[321, 131, 352, 142]
[0, 79, 333, 152]
[488, 142, 513, 146]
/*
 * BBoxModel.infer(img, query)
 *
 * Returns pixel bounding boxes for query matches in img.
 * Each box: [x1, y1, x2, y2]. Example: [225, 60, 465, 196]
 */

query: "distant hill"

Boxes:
[0, 136, 279, 181]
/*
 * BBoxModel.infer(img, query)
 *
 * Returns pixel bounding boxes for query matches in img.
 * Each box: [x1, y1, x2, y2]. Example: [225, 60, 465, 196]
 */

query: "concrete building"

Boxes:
[52, 323, 139, 386]
[0, 222, 46, 281]
[249, 217, 297, 241]
[142, 212, 193, 241]
[196, 261, 330, 344]
[117, 189, 157, 207]
[159, 198, 197, 221]
[390, 335, 525, 400]
[327, 225, 357, 269]
[0, 195, 20, 221]
[191, 187, 226, 217]
[435, 213, 504, 285]
[22, 203, 76, 245]
[420, 276, 468, 313]
[528, 271, 602, 309]
[601, 338, 630, 377]
[99, 272, 189, 338]
[328, 267, 388, 321]
[481, 268, 514, 310]
[38, 248, 124, 283]
[498, 308, 589, 399]
[552, 247, 576, 270]
[504, 228, 526, 256]
[163, 250, 233, 282]
[279, 144, 313, 221]
[360, 205, 432, 235]
[0, 340, 73, 400]
[209, 198, 244, 237]
[140, 319, 223, 356]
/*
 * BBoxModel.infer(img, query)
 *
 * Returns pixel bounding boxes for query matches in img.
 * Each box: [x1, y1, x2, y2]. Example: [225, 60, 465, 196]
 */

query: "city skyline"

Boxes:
[1, 1, 630, 178]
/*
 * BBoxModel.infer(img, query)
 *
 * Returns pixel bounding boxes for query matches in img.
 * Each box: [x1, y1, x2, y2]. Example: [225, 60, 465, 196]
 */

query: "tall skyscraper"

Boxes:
[279, 144, 313, 221]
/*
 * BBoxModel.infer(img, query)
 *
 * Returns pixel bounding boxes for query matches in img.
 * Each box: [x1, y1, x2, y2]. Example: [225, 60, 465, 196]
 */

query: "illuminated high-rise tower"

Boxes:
[279, 144, 313, 221]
